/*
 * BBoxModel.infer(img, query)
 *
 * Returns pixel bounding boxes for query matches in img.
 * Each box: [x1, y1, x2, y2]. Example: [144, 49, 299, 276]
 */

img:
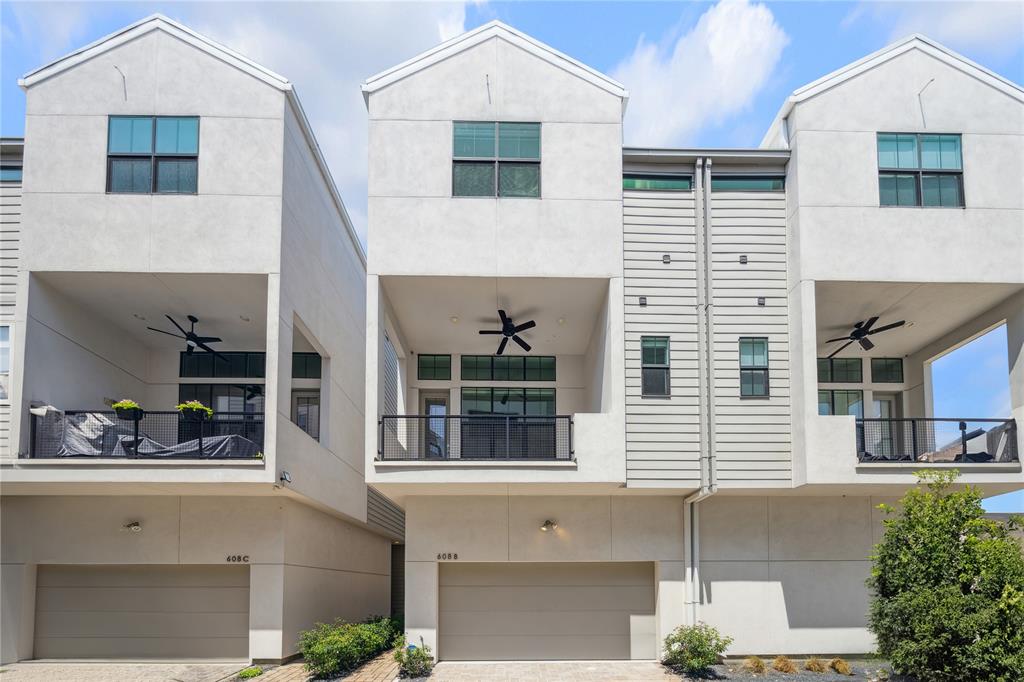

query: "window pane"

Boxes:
[817, 358, 831, 383]
[740, 369, 768, 397]
[739, 338, 767, 368]
[920, 135, 941, 169]
[498, 163, 540, 197]
[641, 337, 668, 366]
[462, 387, 492, 414]
[895, 174, 917, 206]
[461, 355, 491, 381]
[497, 123, 540, 160]
[623, 174, 692, 191]
[155, 158, 197, 193]
[156, 117, 199, 154]
[0, 167, 22, 182]
[109, 117, 153, 154]
[110, 158, 152, 192]
[453, 122, 495, 158]
[921, 174, 940, 207]
[711, 176, 784, 191]
[877, 134, 898, 168]
[879, 173, 898, 206]
[539, 356, 555, 381]
[834, 390, 863, 417]
[493, 356, 509, 381]
[525, 388, 555, 415]
[642, 367, 669, 396]
[940, 135, 962, 170]
[833, 358, 862, 383]
[494, 387, 524, 415]
[248, 353, 266, 378]
[896, 134, 918, 168]
[214, 352, 247, 377]
[922, 173, 962, 207]
[453, 161, 495, 196]
[871, 358, 904, 383]
[818, 390, 833, 416]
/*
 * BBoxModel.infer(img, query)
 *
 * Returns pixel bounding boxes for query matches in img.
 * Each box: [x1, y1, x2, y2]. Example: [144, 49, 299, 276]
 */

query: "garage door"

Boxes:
[439, 562, 655, 661]
[34, 565, 249, 659]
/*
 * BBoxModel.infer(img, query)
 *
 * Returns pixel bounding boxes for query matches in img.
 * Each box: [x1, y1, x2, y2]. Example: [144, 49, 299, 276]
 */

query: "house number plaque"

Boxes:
[436, 553, 458, 561]
[226, 555, 250, 563]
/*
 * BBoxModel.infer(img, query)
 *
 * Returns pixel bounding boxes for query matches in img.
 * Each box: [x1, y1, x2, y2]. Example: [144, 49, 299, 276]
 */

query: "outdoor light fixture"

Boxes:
[757, 297, 766, 306]
[639, 296, 647, 307]
[557, 317, 566, 325]
[540, 519, 558, 532]
[662, 254, 671, 264]
[739, 255, 748, 265]
[121, 521, 142, 533]
[450, 316, 459, 324]
[280, 470, 292, 484]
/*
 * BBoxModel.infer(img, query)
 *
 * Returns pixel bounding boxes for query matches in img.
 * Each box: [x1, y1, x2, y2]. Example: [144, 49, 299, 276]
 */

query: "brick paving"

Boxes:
[257, 650, 399, 682]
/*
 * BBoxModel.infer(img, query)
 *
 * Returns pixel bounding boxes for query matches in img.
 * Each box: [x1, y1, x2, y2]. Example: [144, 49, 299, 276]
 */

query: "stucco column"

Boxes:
[405, 560, 438, 660]
[0, 562, 36, 664]
[249, 563, 286, 662]
[654, 561, 685, 659]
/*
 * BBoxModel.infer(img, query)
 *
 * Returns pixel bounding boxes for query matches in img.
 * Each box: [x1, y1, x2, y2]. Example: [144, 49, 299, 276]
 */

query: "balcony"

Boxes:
[378, 414, 573, 461]
[856, 418, 1017, 464]
[29, 409, 265, 459]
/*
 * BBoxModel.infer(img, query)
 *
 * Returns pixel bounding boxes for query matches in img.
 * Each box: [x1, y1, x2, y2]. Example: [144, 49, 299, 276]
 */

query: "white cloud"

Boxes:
[612, 0, 788, 147]
[846, 1, 1024, 59]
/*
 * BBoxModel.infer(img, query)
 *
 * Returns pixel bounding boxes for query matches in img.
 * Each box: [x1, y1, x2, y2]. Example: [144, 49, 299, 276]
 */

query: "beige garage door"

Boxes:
[439, 562, 655, 661]
[34, 565, 249, 659]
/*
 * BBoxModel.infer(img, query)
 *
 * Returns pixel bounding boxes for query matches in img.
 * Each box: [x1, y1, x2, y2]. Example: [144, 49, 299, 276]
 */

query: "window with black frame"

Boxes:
[452, 122, 540, 197]
[460, 387, 556, 458]
[641, 337, 670, 397]
[877, 133, 963, 207]
[107, 116, 198, 194]
[817, 357, 863, 383]
[739, 337, 769, 397]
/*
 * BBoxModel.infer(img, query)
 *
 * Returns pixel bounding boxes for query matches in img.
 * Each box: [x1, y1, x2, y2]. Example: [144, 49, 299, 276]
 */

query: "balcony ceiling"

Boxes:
[35, 272, 269, 350]
[381, 276, 608, 356]
[816, 281, 1022, 358]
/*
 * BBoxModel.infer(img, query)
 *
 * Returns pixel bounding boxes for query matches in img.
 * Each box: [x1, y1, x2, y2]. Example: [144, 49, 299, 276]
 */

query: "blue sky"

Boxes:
[1, 1, 1021, 509]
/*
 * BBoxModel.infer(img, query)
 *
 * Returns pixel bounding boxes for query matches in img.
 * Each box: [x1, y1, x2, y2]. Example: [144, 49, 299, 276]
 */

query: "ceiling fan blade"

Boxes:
[867, 320, 906, 335]
[479, 329, 503, 335]
[825, 336, 852, 344]
[496, 337, 508, 355]
[512, 335, 531, 352]
[858, 337, 875, 351]
[147, 327, 186, 339]
[513, 320, 536, 333]
[196, 341, 227, 361]
[194, 336, 221, 343]
[827, 340, 855, 359]
[165, 315, 188, 336]
[860, 316, 880, 332]
[498, 309, 509, 325]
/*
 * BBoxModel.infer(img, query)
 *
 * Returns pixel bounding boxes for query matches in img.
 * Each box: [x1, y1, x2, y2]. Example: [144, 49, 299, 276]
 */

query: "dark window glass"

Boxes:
[493, 356, 524, 381]
[461, 355, 554, 381]
[871, 358, 904, 383]
[178, 383, 264, 413]
[155, 158, 198, 193]
[711, 176, 785, 192]
[293, 392, 320, 440]
[460, 387, 556, 416]
[622, 174, 692, 191]
[0, 166, 23, 182]
[417, 354, 451, 380]
[214, 352, 247, 378]
[461, 387, 493, 415]
[878, 133, 963, 207]
[739, 337, 769, 397]
[247, 353, 266, 378]
[525, 356, 556, 381]
[498, 163, 540, 197]
[108, 115, 198, 194]
[818, 357, 862, 383]
[453, 161, 495, 196]
[453, 122, 540, 198]
[179, 352, 266, 378]
[497, 123, 540, 160]
[641, 336, 670, 397]
[109, 158, 153, 193]
[453, 122, 496, 157]
[819, 389, 863, 417]
[292, 352, 323, 379]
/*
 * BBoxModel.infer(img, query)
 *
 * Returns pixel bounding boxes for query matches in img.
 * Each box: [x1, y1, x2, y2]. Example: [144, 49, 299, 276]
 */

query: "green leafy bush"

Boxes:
[662, 622, 733, 673]
[393, 635, 433, 678]
[237, 666, 263, 679]
[112, 399, 141, 410]
[868, 470, 1024, 682]
[298, 616, 400, 678]
[175, 400, 213, 417]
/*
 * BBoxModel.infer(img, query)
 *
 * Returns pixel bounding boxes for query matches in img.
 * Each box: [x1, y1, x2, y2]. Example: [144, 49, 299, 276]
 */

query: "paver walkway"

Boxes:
[0, 661, 245, 682]
[258, 651, 399, 682]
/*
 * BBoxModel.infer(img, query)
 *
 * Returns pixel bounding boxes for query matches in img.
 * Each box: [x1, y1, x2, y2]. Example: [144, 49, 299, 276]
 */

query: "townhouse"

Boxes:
[0, 16, 403, 664]
[362, 23, 1023, 659]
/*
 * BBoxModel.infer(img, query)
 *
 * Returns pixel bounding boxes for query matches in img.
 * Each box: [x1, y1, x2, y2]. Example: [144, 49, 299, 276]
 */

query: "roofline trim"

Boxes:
[623, 147, 790, 162]
[361, 20, 628, 109]
[18, 14, 292, 91]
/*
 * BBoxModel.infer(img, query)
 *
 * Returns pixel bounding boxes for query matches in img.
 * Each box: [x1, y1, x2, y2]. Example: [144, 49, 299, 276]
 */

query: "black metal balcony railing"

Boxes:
[378, 415, 573, 461]
[856, 418, 1018, 464]
[29, 410, 265, 459]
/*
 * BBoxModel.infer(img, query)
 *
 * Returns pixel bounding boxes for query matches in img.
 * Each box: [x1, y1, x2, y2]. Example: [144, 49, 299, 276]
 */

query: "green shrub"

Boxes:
[662, 622, 732, 673]
[868, 470, 1024, 682]
[393, 635, 433, 678]
[111, 399, 141, 410]
[298, 616, 400, 678]
[175, 399, 213, 417]
[237, 666, 263, 679]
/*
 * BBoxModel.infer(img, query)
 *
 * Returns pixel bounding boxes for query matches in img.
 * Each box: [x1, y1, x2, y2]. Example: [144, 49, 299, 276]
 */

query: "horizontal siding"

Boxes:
[623, 189, 701, 484]
[710, 191, 791, 482]
[0, 174, 19, 459]
[367, 486, 405, 540]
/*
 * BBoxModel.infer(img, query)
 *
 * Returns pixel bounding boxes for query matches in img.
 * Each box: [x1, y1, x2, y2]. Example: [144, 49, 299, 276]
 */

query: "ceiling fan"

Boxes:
[478, 309, 536, 355]
[147, 314, 226, 361]
[825, 316, 905, 358]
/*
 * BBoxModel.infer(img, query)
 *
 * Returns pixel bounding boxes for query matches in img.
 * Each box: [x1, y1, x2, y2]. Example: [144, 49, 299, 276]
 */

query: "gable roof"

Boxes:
[760, 34, 1024, 148]
[361, 20, 628, 111]
[18, 14, 365, 266]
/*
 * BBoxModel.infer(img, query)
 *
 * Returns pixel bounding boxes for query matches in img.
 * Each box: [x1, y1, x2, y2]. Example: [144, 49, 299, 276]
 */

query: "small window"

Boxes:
[453, 122, 540, 197]
[293, 391, 320, 441]
[460, 387, 555, 416]
[0, 166, 22, 182]
[818, 389, 864, 416]
[623, 174, 692, 191]
[739, 337, 769, 397]
[461, 355, 555, 381]
[292, 352, 323, 379]
[877, 133, 963, 207]
[417, 354, 451, 381]
[711, 176, 785, 192]
[641, 336, 670, 397]
[0, 326, 9, 400]
[107, 116, 199, 194]
[817, 357, 862, 383]
[525, 356, 556, 381]
[871, 358, 904, 383]
[180, 351, 266, 378]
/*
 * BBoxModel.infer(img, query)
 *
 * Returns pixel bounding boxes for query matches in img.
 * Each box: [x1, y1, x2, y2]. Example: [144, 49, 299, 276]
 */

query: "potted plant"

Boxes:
[176, 399, 213, 422]
[112, 399, 144, 422]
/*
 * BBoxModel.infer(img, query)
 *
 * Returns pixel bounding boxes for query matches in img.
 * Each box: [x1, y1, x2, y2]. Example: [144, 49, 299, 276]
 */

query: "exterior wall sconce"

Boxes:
[662, 254, 671, 264]
[757, 297, 766, 306]
[121, 521, 142, 533]
[540, 519, 558, 532]
[739, 255, 748, 264]
[639, 296, 647, 307]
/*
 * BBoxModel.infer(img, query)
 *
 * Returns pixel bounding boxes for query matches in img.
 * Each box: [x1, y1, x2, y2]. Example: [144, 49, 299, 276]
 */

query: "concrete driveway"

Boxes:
[0, 661, 246, 682]
[425, 660, 679, 681]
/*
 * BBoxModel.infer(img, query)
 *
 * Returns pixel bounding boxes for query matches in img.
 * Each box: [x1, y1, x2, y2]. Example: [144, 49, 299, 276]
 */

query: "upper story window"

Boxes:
[107, 116, 199, 194]
[818, 389, 863, 417]
[817, 357, 862, 383]
[877, 133, 963, 207]
[739, 337, 769, 397]
[0, 166, 22, 182]
[180, 351, 265, 378]
[641, 336, 670, 397]
[871, 357, 904, 383]
[711, 176, 785, 192]
[417, 354, 452, 380]
[292, 353, 323, 379]
[461, 355, 555, 381]
[453, 122, 540, 198]
[623, 174, 692, 191]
